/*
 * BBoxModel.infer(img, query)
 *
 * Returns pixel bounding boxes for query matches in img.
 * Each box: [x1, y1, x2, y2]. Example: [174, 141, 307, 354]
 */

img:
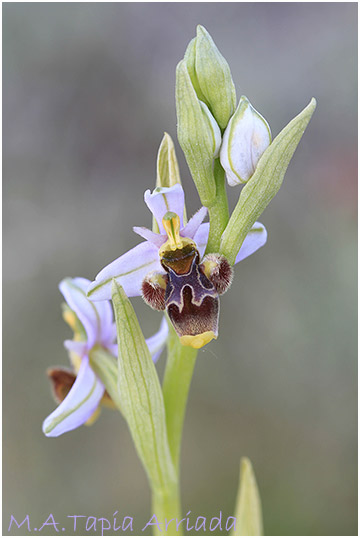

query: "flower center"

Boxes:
[159, 212, 196, 257]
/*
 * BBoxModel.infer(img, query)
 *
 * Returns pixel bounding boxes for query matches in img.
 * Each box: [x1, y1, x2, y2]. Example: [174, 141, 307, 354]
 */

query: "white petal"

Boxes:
[87, 241, 163, 301]
[42, 357, 104, 437]
[235, 222, 268, 264]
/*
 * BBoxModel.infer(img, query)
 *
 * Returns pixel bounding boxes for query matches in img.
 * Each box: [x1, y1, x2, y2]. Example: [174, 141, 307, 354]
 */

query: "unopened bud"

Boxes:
[176, 59, 221, 206]
[220, 96, 271, 186]
[199, 100, 221, 158]
[194, 25, 236, 129]
[156, 133, 181, 189]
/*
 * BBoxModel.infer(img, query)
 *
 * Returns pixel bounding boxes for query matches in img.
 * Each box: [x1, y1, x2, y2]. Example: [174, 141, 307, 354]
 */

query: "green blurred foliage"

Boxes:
[3, 3, 357, 536]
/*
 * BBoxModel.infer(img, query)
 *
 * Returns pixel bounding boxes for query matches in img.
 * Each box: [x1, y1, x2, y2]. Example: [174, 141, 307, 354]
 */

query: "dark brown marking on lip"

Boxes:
[167, 286, 219, 338]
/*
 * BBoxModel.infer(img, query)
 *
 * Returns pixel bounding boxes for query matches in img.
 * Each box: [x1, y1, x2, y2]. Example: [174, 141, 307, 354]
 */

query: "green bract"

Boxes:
[220, 98, 317, 265]
[111, 280, 176, 493]
[232, 458, 263, 536]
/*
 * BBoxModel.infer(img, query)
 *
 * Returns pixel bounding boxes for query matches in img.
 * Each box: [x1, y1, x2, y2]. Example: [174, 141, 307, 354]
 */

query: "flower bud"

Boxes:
[154, 133, 185, 232]
[156, 132, 181, 189]
[199, 100, 221, 158]
[183, 38, 207, 104]
[193, 25, 236, 130]
[220, 96, 271, 186]
[176, 59, 221, 207]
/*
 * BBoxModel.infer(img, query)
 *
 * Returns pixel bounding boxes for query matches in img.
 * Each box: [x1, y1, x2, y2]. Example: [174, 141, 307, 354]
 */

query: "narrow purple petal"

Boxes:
[133, 226, 166, 248]
[42, 356, 104, 437]
[87, 241, 163, 301]
[193, 223, 210, 259]
[181, 207, 208, 239]
[145, 317, 169, 364]
[144, 185, 185, 234]
[235, 222, 267, 264]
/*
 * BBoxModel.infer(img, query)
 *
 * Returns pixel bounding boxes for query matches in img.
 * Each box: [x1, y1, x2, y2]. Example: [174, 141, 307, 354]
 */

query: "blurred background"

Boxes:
[3, 3, 357, 536]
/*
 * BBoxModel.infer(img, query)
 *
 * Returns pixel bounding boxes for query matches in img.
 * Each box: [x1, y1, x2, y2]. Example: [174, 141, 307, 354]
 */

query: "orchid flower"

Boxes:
[87, 184, 267, 348]
[43, 277, 168, 437]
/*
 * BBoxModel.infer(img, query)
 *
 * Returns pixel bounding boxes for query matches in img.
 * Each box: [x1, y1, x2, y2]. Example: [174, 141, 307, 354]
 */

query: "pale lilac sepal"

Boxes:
[60, 278, 100, 349]
[181, 207, 208, 239]
[42, 356, 105, 437]
[87, 241, 162, 301]
[133, 226, 166, 248]
[234, 222, 267, 264]
[193, 223, 210, 259]
[144, 185, 185, 234]
[64, 340, 88, 357]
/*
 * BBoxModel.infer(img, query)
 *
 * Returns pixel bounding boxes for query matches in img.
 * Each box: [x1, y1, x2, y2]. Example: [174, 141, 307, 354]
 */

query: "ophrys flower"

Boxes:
[43, 277, 168, 437]
[87, 185, 267, 349]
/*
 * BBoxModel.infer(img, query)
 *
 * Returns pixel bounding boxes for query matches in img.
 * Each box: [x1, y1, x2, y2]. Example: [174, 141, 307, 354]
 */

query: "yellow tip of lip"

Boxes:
[180, 331, 217, 349]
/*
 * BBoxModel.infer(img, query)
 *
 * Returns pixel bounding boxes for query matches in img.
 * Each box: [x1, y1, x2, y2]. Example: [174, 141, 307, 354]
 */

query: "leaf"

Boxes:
[232, 457, 263, 536]
[111, 280, 176, 493]
[220, 98, 317, 264]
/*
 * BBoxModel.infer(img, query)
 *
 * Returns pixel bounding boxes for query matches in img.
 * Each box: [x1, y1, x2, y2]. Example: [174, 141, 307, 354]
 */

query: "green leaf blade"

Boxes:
[111, 280, 176, 494]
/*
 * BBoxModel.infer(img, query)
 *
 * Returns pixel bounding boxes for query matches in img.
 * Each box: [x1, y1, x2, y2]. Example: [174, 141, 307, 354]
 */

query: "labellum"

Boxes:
[142, 212, 233, 349]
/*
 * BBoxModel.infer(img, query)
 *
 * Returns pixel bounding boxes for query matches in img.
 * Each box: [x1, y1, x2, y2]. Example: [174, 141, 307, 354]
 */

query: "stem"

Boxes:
[151, 482, 183, 535]
[162, 323, 198, 473]
[205, 158, 229, 254]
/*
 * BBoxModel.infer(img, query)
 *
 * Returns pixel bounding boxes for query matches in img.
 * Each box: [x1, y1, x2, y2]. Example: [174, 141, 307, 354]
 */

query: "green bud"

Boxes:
[156, 132, 182, 189]
[231, 458, 263, 536]
[220, 96, 272, 185]
[154, 133, 186, 232]
[220, 98, 317, 264]
[176, 59, 221, 207]
[184, 38, 208, 104]
[195, 25, 236, 129]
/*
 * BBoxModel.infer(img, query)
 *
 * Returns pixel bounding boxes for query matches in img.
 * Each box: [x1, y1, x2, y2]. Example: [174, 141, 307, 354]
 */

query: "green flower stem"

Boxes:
[162, 322, 198, 473]
[205, 158, 229, 254]
[152, 483, 183, 535]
